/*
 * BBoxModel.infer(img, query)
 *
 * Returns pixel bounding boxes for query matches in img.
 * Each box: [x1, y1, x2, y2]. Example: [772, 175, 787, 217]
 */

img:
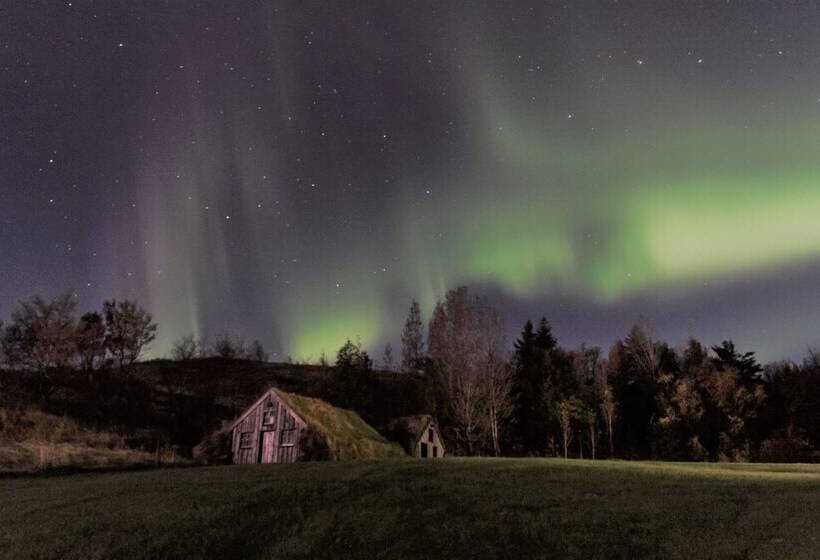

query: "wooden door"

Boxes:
[261, 431, 277, 463]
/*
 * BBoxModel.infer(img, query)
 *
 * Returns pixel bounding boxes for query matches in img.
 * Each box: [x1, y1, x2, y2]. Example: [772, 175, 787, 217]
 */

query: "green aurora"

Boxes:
[82, 4, 820, 362]
[285, 108, 820, 358]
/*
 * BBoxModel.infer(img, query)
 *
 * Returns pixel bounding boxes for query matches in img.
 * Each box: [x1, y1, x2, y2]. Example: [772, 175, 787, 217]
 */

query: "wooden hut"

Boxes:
[230, 387, 404, 464]
[383, 415, 446, 458]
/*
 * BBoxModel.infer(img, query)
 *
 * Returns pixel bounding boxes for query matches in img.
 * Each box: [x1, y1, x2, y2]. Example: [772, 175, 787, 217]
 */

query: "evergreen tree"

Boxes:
[535, 317, 557, 353]
[711, 340, 763, 386]
[510, 318, 556, 455]
[400, 300, 424, 372]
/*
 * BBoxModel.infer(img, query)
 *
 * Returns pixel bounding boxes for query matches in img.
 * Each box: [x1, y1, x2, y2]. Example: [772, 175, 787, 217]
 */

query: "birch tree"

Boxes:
[428, 287, 509, 455]
[600, 384, 618, 458]
[558, 400, 573, 459]
[586, 408, 598, 460]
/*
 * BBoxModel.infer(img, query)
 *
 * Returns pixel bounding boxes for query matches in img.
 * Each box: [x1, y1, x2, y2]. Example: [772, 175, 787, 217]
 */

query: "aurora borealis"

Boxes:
[4, 2, 820, 361]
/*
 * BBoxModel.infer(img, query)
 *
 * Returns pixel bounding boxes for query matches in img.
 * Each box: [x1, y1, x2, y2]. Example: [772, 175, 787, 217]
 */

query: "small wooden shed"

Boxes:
[383, 415, 446, 458]
[230, 387, 404, 464]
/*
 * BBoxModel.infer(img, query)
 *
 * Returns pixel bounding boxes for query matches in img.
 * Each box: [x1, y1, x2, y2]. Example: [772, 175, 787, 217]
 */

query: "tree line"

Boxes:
[0, 293, 157, 400]
[387, 286, 820, 462]
[3, 288, 819, 463]
[0, 293, 274, 388]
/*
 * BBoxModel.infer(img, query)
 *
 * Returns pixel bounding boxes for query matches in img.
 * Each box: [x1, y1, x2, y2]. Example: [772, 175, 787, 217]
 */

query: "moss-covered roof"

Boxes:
[273, 389, 405, 461]
[381, 415, 439, 455]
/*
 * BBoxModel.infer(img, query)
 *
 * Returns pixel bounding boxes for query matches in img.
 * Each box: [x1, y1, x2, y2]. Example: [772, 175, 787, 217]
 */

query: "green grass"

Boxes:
[2, 459, 820, 559]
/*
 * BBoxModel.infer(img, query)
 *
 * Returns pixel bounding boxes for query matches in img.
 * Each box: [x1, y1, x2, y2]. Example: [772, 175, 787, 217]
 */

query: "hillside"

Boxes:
[0, 359, 432, 472]
[2, 458, 820, 559]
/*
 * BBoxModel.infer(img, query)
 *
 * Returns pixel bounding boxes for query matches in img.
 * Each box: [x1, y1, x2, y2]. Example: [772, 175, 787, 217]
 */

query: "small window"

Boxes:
[282, 413, 296, 430]
[239, 432, 253, 448]
[263, 403, 278, 427]
[280, 429, 296, 447]
[428, 428, 434, 442]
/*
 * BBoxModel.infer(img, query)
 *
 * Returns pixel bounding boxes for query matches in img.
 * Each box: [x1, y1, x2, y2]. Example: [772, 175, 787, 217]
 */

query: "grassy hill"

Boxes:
[2, 458, 820, 559]
[0, 358, 431, 472]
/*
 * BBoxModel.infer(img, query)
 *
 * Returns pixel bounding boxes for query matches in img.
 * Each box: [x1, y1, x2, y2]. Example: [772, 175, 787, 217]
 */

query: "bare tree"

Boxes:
[476, 301, 512, 457]
[428, 287, 479, 401]
[600, 384, 618, 458]
[76, 312, 107, 371]
[428, 287, 511, 456]
[451, 364, 484, 455]
[428, 287, 485, 454]
[1, 293, 79, 399]
[209, 333, 245, 359]
[586, 408, 598, 460]
[558, 400, 573, 459]
[625, 321, 662, 380]
[103, 299, 157, 370]
[171, 335, 199, 361]
[400, 300, 424, 372]
[484, 356, 513, 456]
[2, 293, 78, 371]
[248, 339, 268, 362]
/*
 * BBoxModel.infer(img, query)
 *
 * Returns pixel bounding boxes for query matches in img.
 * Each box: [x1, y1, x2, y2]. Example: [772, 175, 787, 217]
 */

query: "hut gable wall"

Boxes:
[231, 389, 307, 464]
[414, 419, 445, 458]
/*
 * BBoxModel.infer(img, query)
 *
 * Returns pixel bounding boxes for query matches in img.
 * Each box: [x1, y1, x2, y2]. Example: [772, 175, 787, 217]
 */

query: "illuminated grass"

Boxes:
[2, 459, 819, 559]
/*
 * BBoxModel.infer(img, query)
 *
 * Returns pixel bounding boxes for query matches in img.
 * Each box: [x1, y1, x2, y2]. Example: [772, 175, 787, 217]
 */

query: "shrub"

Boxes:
[193, 422, 232, 465]
[759, 432, 813, 463]
[298, 426, 331, 461]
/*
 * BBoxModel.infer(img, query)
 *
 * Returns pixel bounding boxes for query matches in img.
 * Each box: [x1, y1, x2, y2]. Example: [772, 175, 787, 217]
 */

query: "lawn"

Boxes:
[1, 458, 819, 559]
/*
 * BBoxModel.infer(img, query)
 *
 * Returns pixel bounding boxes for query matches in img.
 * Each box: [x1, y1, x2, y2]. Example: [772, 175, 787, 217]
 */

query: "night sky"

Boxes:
[3, 2, 820, 362]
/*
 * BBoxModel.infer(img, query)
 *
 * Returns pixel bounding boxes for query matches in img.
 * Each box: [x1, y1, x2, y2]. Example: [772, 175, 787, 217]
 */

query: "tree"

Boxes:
[76, 312, 107, 371]
[710, 367, 765, 461]
[103, 299, 157, 370]
[1, 293, 78, 371]
[712, 340, 763, 386]
[210, 333, 245, 359]
[600, 384, 618, 458]
[607, 322, 669, 458]
[484, 357, 513, 456]
[624, 321, 662, 381]
[428, 287, 484, 454]
[1, 293, 79, 400]
[336, 338, 372, 371]
[586, 407, 598, 460]
[767, 353, 820, 450]
[427, 287, 509, 455]
[557, 399, 574, 459]
[381, 342, 394, 371]
[248, 340, 268, 362]
[171, 335, 199, 361]
[476, 302, 512, 456]
[535, 317, 557, 353]
[510, 317, 557, 455]
[400, 300, 424, 372]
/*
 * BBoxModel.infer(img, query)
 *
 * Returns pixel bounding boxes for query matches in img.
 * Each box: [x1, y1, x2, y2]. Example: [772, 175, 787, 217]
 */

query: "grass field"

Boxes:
[2, 459, 820, 559]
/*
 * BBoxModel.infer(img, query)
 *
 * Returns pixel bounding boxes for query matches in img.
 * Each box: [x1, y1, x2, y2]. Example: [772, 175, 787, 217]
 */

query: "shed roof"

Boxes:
[382, 414, 442, 455]
[233, 388, 405, 461]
